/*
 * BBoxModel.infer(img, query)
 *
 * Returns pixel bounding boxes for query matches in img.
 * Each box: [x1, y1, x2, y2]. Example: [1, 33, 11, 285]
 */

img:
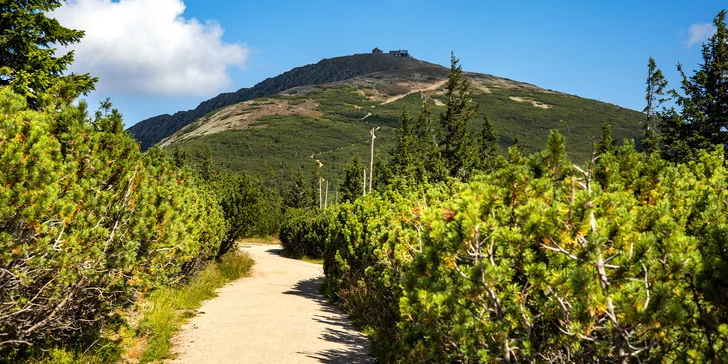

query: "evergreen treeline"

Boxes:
[647, 10, 728, 162]
[279, 9, 728, 362]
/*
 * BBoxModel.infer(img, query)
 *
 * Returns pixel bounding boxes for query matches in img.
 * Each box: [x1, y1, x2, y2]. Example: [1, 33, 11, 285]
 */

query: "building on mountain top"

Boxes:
[389, 49, 410, 58]
[372, 47, 383, 54]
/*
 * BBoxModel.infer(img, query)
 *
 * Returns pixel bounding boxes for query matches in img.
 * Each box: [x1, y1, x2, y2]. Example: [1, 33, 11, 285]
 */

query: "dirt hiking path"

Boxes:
[168, 244, 371, 364]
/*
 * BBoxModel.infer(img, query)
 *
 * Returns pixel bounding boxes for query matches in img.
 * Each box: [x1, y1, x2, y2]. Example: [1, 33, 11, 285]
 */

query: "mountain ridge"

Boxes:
[154, 58, 643, 190]
[128, 53, 445, 150]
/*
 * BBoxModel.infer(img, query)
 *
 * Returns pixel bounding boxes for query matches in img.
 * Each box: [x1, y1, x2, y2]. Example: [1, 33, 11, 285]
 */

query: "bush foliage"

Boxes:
[279, 208, 332, 259]
[0, 90, 226, 354]
[285, 132, 728, 362]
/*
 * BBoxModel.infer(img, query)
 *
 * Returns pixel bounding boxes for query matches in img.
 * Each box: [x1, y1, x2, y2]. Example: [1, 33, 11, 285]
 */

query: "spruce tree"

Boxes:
[284, 169, 313, 208]
[642, 57, 667, 154]
[477, 114, 500, 171]
[0, 0, 97, 108]
[597, 122, 616, 155]
[198, 147, 216, 182]
[413, 102, 447, 183]
[339, 157, 364, 203]
[390, 108, 416, 179]
[440, 52, 479, 180]
[371, 154, 391, 192]
[659, 10, 728, 161]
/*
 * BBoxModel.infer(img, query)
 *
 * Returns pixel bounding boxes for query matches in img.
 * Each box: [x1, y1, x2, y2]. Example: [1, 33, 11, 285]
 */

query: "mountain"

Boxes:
[130, 53, 645, 189]
[128, 54, 445, 150]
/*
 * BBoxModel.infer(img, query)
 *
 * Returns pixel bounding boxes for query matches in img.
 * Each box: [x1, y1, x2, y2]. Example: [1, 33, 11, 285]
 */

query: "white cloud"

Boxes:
[686, 22, 716, 47]
[51, 0, 248, 97]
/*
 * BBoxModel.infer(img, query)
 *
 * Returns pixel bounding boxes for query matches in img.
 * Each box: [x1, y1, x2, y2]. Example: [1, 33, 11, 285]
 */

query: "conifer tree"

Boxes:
[0, 0, 97, 108]
[284, 169, 313, 208]
[477, 114, 500, 171]
[390, 108, 416, 179]
[440, 52, 479, 180]
[413, 102, 447, 183]
[339, 157, 364, 203]
[198, 147, 216, 182]
[659, 10, 728, 161]
[371, 154, 391, 192]
[597, 122, 616, 155]
[642, 57, 667, 154]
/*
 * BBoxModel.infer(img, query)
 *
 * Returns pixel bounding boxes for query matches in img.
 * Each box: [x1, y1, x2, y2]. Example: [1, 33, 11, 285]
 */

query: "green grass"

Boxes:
[240, 236, 280, 245]
[299, 256, 324, 265]
[13, 341, 124, 364]
[136, 251, 254, 363]
[15, 347, 120, 364]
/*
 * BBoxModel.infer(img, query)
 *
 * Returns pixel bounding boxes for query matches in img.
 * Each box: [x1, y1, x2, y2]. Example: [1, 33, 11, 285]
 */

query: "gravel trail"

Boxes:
[167, 244, 370, 364]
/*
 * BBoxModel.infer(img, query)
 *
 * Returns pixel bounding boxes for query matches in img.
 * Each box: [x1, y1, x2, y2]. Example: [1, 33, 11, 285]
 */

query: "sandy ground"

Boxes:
[167, 244, 371, 364]
[381, 79, 447, 105]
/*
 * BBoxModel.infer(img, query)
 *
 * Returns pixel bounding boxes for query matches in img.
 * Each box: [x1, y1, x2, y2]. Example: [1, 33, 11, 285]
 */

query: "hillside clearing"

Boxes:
[509, 96, 552, 109]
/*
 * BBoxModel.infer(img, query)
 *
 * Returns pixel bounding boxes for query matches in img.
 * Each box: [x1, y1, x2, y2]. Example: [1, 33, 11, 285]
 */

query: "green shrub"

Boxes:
[214, 171, 283, 256]
[317, 133, 728, 362]
[0, 89, 226, 356]
[279, 208, 332, 259]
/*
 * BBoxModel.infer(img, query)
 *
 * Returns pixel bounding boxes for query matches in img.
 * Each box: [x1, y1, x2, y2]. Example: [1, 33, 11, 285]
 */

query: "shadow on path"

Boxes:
[284, 277, 371, 363]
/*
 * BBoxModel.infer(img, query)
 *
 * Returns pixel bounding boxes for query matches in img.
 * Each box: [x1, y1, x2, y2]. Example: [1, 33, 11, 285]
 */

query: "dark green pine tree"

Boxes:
[284, 169, 313, 208]
[642, 57, 668, 154]
[413, 102, 447, 183]
[542, 130, 569, 181]
[197, 147, 216, 182]
[390, 108, 416, 179]
[597, 122, 616, 155]
[339, 157, 364, 203]
[477, 114, 500, 172]
[659, 10, 728, 162]
[371, 154, 392, 192]
[0, 0, 97, 108]
[439, 52, 479, 180]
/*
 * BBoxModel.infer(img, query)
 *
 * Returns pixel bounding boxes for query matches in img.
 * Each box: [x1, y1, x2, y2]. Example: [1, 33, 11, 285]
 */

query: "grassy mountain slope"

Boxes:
[128, 54, 444, 150]
[156, 54, 643, 190]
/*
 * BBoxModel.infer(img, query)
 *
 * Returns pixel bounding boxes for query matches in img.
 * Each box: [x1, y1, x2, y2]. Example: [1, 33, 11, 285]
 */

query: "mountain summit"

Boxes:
[128, 53, 445, 150]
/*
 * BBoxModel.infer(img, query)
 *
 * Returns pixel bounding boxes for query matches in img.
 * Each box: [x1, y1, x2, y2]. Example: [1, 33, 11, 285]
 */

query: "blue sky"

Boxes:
[53, 0, 726, 127]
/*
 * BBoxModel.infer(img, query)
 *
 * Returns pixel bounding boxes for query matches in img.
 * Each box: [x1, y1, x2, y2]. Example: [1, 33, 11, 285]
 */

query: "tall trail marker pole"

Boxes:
[369, 127, 379, 193]
[313, 157, 324, 210]
[324, 180, 329, 210]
